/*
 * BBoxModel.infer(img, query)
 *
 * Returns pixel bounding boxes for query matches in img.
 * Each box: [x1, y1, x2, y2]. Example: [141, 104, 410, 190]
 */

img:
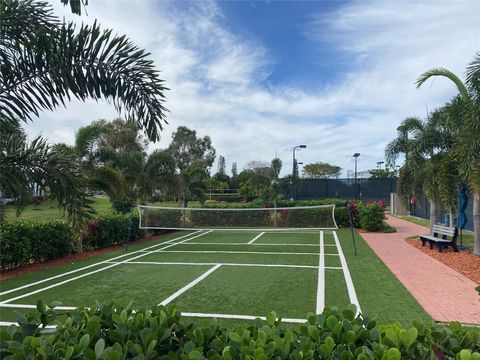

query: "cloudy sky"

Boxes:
[26, 0, 479, 176]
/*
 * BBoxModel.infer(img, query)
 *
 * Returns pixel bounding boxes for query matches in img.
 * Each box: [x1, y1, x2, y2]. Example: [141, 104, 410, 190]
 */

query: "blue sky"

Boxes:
[28, 0, 480, 176]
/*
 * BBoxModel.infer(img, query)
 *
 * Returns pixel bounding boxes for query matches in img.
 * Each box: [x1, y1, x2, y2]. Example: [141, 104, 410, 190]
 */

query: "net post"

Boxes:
[347, 202, 358, 256]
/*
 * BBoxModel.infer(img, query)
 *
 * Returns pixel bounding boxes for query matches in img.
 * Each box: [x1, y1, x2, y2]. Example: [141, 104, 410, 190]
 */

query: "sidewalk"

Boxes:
[359, 216, 480, 325]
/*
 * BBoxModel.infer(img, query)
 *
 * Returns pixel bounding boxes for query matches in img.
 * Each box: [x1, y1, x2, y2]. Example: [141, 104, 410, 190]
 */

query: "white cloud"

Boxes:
[24, 0, 480, 177]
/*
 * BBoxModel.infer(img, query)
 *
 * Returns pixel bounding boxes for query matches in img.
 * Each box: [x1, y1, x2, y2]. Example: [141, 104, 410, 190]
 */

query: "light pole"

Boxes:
[292, 145, 307, 200]
[377, 161, 384, 170]
[353, 153, 360, 200]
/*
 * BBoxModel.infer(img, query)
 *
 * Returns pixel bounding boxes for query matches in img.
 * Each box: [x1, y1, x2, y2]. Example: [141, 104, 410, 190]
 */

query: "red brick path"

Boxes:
[359, 216, 480, 325]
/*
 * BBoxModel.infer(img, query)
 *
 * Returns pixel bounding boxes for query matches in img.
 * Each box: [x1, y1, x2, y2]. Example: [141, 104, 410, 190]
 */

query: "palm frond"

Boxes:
[416, 68, 470, 102]
[1, 0, 168, 142]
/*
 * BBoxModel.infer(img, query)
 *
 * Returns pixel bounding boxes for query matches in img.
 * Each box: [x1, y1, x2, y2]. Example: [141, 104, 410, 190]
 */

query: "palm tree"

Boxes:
[0, 120, 94, 227]
[1, 0, 169, 224]
[136, 150, 176, 203]
[386, 110, 460, 228]
[416, 53, 480, 255]
[1, 0, 168, 141]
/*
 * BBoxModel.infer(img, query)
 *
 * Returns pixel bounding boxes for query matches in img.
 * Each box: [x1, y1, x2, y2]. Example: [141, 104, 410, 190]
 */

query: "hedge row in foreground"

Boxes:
[0, 214, 144, 270]
[0, 303, 478, 359]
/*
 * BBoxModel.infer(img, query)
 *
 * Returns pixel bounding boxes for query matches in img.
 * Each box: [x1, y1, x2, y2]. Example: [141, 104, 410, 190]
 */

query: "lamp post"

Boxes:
[353, 153, 360, 200]
[292, 145, 307, 200]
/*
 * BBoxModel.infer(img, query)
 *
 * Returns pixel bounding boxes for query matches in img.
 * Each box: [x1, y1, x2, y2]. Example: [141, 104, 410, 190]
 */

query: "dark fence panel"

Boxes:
[284, 178, 397, 205]
[411, 193, 474, 232]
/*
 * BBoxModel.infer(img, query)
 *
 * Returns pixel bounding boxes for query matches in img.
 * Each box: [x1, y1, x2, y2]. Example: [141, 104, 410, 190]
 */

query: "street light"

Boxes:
[353, 153, 360, 200]
[292, 145, 307, 200]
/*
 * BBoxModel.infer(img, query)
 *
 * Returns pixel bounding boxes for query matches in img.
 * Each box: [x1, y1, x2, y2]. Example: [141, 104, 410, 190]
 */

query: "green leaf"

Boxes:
[95, 338, 105, 358]
[189, 350, 204, 360]
[79, 334, 90, 349]
[266, 312, 276, 326]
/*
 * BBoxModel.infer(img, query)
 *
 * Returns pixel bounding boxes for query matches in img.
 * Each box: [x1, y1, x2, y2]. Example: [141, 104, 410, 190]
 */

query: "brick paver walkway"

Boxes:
[360, 216, 480, 325]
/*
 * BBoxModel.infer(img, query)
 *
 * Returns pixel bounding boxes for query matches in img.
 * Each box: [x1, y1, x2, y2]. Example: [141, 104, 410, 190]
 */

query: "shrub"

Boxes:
[359, 201, 386, 232]
[0, 221, 74, 270]
[83, 213, 143, 249]
[1, 302, 479, 359]
[112, 198, 136, 214]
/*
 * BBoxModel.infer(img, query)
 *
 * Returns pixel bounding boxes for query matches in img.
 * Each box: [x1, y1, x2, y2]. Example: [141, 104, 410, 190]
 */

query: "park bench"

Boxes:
[419, 224, 459, 252]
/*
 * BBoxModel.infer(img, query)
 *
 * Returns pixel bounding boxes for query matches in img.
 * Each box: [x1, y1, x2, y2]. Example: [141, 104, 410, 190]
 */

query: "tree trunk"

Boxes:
[429, 200, 439, 229]
[449, 210, 455, 228]
[473, 193, 480, 256]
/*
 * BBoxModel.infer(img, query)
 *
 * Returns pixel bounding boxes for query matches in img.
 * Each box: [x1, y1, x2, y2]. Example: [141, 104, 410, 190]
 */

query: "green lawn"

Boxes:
[3, 197, 185, 222]
[399, 215, 474, 249]
[0, 229, 431, 326]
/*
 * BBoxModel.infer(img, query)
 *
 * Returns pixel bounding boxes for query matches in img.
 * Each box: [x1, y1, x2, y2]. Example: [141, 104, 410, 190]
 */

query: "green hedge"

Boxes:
[358, 202, 386, 232]
[83, 213, 144, 249]
[0, 221, 74, 270]
[1, 302, 478, 359]
[0, 214, 145, 270]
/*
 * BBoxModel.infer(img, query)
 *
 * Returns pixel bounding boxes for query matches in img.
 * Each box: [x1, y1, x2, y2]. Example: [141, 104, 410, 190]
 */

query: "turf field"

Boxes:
[0, 229, 431, 326]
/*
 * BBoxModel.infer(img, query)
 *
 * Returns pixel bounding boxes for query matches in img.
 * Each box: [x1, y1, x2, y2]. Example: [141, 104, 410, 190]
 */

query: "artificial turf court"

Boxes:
[0, 229, 431, 325]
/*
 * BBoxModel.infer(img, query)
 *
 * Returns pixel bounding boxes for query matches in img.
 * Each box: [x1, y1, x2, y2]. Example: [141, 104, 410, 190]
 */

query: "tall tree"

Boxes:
[231, 162, 238, 178]
[217, 156, 226, 176]
[416, 53, 480, 255]
[0, 121, 93, 226]
[167, 126, 216, 172]
[302, 162, 342, 179]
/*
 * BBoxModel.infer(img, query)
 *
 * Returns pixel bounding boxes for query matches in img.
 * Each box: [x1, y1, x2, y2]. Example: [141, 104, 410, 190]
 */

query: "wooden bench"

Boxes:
[419, 224, 459, 252]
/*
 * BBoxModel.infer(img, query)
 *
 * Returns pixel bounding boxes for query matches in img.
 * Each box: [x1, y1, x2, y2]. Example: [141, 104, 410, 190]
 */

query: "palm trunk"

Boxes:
[473, 193, 480, 256]
[429, 200, 439, 229]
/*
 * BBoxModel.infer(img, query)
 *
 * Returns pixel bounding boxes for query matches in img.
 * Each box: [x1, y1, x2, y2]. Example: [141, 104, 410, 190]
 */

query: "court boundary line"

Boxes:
[316, 231, 325, 314]
[0, 231, 212, 304]
[333, 231, 362, 314]
[0, 230, 202, 297]
[159, 264, 222, 306]
[103, 260, 343, 270]
[247, 232, 265, 244]
[142, 250, 339, 256]
[180, 242, 336, 247]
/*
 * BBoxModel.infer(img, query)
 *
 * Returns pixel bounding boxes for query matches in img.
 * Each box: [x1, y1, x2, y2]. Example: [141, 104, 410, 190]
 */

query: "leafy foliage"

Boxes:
[0, 220, 74, 270]
[1, 302, 479, 359]
[83, 213, 142, 249]
[303, 162, 342, 179]
[358, 202, 386, 232]
[0, 0, 168, 141]
[0, 121, 94, 227]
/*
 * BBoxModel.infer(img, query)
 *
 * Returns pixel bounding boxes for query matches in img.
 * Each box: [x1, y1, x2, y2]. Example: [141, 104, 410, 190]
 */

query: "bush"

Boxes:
[1, 302, 479, 359]
[83, 213, 143, 249]
[359, 201, 386, 232]
[0, 221, 74, 270]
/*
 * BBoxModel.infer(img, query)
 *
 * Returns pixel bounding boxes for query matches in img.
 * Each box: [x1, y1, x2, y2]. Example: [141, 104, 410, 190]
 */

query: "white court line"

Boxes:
[180, 242, 336, 247]
[159, 264, 222, 306]
[0, 321, 57, 328]
[182, 312, 306, 324]
[247, 232, 265, 244]
[0, 230, 202, 297]
[0, 303, 76, 310]
[104, 260, 343, 270]
[145, 250, 340, 256]
[333, 231, 362, 315]
[316, 231, 325, 314]
[0, 231, 211, 304]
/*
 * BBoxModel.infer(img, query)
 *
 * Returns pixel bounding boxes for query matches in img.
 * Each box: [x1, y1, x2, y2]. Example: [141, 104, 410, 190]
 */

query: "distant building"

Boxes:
[346, 170, 372, 179]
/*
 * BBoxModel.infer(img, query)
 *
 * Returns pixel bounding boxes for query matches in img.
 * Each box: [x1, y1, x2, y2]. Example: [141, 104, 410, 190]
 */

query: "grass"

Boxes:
[399, 215, 474, 249]
[0, 229, 431, 326]
[3, 197, 187, 222]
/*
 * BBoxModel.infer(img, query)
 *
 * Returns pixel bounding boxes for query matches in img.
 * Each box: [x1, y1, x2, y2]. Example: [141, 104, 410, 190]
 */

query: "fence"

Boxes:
[284, 178, 397, 205]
